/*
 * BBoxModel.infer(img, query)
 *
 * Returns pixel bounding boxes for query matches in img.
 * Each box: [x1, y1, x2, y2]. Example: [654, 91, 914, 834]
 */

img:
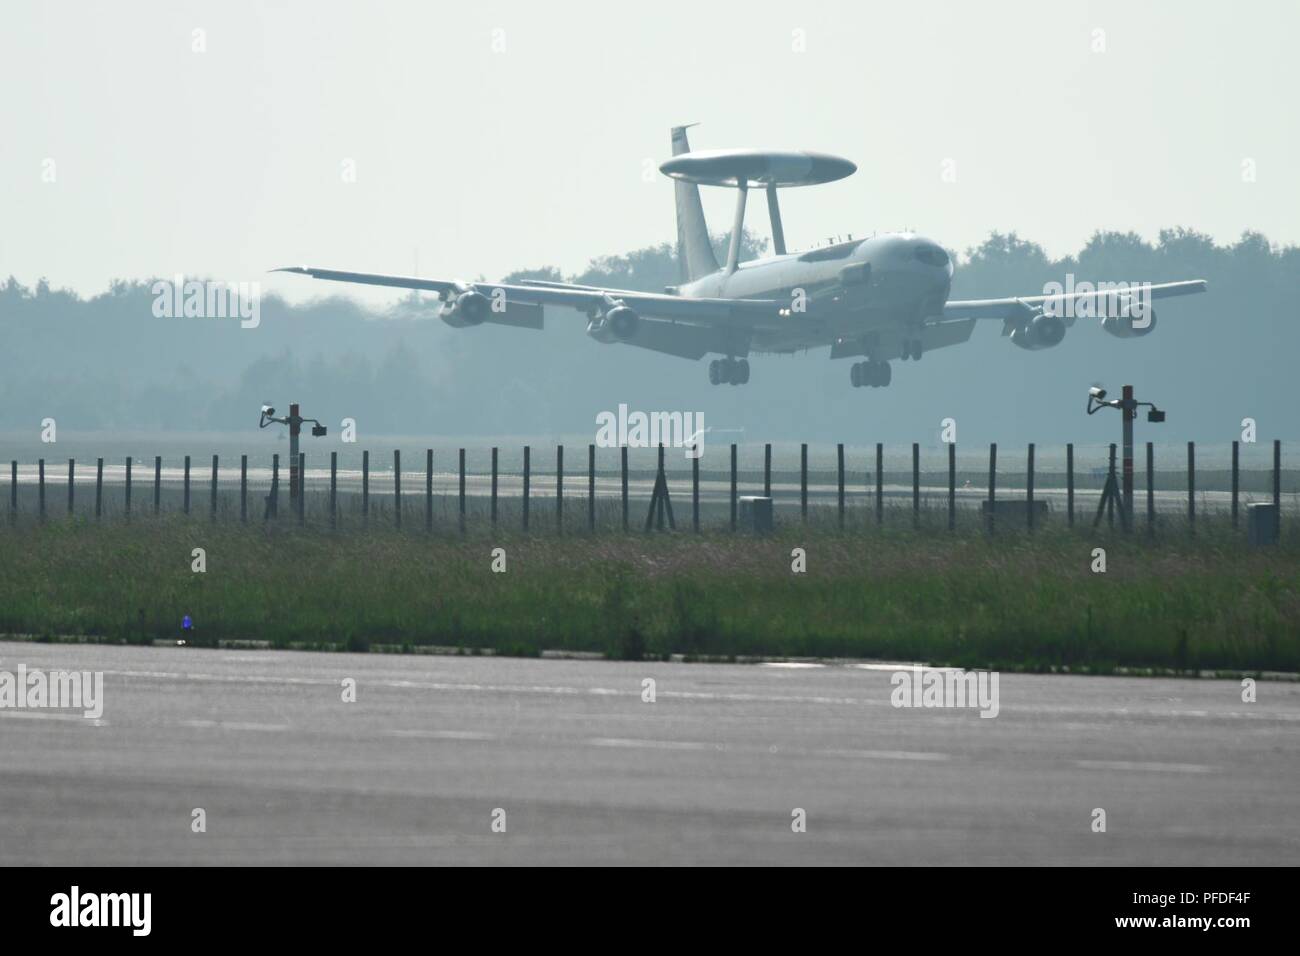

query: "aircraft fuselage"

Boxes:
[678, 232, 954, 357]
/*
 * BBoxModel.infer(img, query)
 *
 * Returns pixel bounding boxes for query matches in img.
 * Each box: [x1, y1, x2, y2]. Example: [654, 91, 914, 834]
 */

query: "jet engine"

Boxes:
[439, 289, 491, 328]
[586, 305, 640, 343]
[1101, 309, 1158, 338]
[1009, 311, 1067, 351]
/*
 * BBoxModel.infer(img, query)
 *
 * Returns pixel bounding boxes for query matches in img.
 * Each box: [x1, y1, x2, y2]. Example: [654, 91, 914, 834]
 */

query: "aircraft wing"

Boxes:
[942, 279, 1207, 320]
[272, 266, 784, 325]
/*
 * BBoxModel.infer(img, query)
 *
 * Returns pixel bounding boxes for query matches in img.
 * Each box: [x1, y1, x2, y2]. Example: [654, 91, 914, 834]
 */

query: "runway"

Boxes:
[1, 640, 1297, 865]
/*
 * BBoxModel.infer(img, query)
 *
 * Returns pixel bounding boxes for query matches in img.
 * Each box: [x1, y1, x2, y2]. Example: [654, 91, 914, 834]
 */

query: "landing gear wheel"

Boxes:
[708, 359, 721, 385]
[736, 358, 750, 384]
[850, 362, 863, 387]
[877, 360, 892, 386]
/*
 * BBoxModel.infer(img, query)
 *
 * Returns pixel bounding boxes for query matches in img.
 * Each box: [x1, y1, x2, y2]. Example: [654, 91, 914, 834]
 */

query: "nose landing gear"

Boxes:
[708, 357, 750, 385]
[850, 360, 891, 388]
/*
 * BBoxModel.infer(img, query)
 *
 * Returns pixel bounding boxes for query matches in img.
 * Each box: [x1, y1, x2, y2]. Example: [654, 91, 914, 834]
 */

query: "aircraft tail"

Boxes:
[670, 125, 719, 283]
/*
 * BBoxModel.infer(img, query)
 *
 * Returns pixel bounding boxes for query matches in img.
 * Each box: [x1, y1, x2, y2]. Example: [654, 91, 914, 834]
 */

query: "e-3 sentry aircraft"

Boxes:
[276, 126, 1206, 389]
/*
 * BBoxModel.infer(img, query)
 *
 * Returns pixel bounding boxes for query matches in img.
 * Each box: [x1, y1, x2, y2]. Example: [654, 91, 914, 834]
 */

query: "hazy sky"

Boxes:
[2, 0, 1296, 306]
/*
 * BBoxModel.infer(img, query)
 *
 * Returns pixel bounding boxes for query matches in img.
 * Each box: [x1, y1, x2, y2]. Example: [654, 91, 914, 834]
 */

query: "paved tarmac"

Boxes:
[1, 641, 1296, 865]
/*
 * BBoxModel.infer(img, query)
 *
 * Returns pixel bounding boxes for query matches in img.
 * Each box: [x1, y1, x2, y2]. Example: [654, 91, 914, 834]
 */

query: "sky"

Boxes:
[2, 0, 1297, 307]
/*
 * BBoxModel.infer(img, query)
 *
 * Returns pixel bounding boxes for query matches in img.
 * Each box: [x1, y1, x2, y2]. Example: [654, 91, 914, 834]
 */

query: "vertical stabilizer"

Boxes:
[670, 125, 720, 282]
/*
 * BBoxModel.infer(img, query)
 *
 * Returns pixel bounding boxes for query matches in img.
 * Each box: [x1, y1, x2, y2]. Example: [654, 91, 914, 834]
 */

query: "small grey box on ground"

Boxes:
[738, 496, 774, 533]
[980, 500, 1050, 519]
[1247, 502, 1279, 547]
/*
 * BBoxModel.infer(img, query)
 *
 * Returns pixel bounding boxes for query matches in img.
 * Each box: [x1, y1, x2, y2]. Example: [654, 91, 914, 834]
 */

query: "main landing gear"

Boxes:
[850, 360, 891, 388]
[709, 357, 750, 385]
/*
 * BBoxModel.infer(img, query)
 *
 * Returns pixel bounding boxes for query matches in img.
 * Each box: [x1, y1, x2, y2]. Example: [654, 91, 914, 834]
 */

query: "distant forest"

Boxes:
[2, 228, 1296, 444]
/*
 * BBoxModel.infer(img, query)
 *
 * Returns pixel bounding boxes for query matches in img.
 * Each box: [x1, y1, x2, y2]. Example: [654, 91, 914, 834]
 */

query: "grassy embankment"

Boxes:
[1, 513, 1296, 673]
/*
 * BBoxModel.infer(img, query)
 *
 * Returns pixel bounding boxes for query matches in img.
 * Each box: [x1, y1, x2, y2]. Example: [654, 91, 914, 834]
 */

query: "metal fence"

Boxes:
[3, 440, 1293, 535]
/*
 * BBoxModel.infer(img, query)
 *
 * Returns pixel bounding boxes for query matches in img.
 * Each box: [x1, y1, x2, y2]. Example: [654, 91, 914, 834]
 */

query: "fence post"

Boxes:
[620, 446, 628, 532]
[1231, 440, 1240, 529]
[269, 454, 279, 520]
[800, 443, 808, 523]
[183, 455, 190, 515]
[491, 447, 498, 528]
[240, 455, 247, 523]
[730, 443, 738, 532]
[95, 458, 103, 520]
[764, 443, 772, 498]
[9, 461, 16, 523]
[426, 449, 434, 534]
[912, 443, 920, 529]
[837, 443, 845, 529]
[522, 445, 530, 532]
[1146, 441, 1155, 535]
[125, 456, 132, 520]
[692, 451, 700, 533]
[154, 456, 162, 515]
[331, 451, 338, 530]
[986, 443, 997, 534]
[875, 443, 883, 525]
[297, 453, 305, 525]
[393, 449, 401, 529]
[67, 458, 75, 515]
[1107, 444, 1117, 528]
[588, 444, 596, 532]
[1066, 443, 1074, 527]
[362, 450, 370, 527]
[1187, 441, 1195, 533]
[947, 442, 955, 532]
[555, 444, 563, 535]
[211, 454, 219, 521]
[1026, 443, 1035, 532]
[1273, 439, 1281, 519]
[37, 459, 46, 521]
[461, 447, 468, 536]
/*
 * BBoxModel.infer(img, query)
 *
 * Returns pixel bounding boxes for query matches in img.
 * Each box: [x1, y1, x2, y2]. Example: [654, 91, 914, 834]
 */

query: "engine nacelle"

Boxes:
[1101, 308, 1158, 339]
[439, 290, 491, 328]
[1010, 312, 1067, 351]
[586, 305, 640, 343]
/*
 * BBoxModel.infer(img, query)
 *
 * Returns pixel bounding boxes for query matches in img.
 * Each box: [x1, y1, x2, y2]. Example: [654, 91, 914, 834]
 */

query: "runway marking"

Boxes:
[0, 710, 108, 727]
[760, 662, 827, 669]
[179, 719, 289, 732]
[26, 667, 1300, 724]
[384, 729, 497, 741]
[89, 668, 882, 707]
[817, 748, 950, 762]
[1074, 759, 1217, 774]
[587, 737, 717, 751]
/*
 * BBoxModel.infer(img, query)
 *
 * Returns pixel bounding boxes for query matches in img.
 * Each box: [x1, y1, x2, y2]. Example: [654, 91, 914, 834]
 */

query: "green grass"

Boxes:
[1, 514, 1297, 673]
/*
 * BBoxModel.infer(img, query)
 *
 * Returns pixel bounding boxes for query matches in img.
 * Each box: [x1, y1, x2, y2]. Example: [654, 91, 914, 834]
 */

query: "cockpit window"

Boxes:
[914, 244, 950, 267]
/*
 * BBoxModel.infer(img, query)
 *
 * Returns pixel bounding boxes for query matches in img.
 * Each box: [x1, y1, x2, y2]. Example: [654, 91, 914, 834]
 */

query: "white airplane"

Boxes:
[277, 125, 1206, 389]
